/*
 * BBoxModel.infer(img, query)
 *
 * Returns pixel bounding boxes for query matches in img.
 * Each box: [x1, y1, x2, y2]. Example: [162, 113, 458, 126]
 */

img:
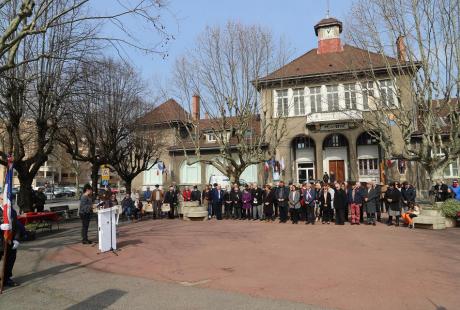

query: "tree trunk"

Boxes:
[75, 174, 80, 198]
[17, 176, 34, 213]
[124, 178, 133, 195]
[91, 163, 100, 196]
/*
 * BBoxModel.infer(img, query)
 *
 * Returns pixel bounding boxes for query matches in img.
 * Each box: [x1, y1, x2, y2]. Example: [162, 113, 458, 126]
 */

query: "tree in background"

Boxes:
[345, 0, 460, 188]
[0, 0, 173, 210]
[112, 128, 163, 195]
[0, 0, 87, 211]
[173, 22, 289, 184]
[59, 58, 149, 195]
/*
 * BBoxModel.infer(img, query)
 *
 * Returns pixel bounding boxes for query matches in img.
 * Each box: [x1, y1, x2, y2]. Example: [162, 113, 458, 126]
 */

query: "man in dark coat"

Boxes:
[385, 182, 402, 226]
[433, 179, 449, 202]
[333, 183, 347, 225]
[323, 172, 330, 184]
[79, 184, 93, 244]
[1, 202, 21, 287]
[303, 183, 316, 224]
[230, 184, 242, 219]
[211, 184, 224, 220]
[190, 185, 201, 204]
[33, 187, 47, 212]
[401, 182, 416, 212]
[275, 181, 290, 223]
[364, 181, 380, 225]
[163, 186, 178, 219]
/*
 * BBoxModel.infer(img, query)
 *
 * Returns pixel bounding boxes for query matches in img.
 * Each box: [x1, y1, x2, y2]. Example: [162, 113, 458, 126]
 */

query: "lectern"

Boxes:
[98, 206, 117, 252]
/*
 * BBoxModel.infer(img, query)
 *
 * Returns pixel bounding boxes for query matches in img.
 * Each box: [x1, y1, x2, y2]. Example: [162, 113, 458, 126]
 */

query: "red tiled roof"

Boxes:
[138, 99, 189, 125]
[259, 45, 399, 82]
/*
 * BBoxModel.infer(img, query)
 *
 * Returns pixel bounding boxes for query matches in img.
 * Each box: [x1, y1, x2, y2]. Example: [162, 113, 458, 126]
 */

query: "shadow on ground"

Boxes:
[65, 289, 127, 310]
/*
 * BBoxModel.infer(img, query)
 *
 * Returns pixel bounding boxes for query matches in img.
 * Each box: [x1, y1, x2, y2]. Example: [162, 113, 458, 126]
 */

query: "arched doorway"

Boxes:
[356, 132, 381, 182]
[292, 135, 316, 183]
[323, 133, 349, 182]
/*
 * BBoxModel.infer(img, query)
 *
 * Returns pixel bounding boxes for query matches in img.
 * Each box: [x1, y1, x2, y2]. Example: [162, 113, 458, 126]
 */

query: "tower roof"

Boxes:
[314, 17, 343, 36]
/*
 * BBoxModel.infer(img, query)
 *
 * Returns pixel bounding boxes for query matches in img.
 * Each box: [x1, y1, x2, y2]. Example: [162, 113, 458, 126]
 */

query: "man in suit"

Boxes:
[303, 183, 316, 224]
[275, 181, 290, 223]
[364, 181, 380, 225]
[211, 184, 224, 220]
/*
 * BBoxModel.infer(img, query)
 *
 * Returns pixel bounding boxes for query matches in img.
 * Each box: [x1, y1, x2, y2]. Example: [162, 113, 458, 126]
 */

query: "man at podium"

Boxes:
[79, 184, 94, 245]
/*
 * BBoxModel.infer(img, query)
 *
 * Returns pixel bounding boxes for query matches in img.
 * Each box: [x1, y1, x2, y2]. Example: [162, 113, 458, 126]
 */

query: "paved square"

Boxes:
[47, 220, 460, 310]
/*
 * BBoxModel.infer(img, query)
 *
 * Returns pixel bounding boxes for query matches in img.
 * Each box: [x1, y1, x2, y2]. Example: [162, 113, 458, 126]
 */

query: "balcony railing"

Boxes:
[306, 110, 363, 124]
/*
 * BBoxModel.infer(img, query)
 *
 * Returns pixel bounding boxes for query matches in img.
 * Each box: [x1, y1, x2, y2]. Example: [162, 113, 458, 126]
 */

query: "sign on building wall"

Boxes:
[320, 123, 349, 131]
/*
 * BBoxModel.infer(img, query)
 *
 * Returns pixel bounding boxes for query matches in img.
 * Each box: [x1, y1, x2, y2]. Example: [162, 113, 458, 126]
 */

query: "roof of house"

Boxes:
[258, 45, 400, 82]
[138, 98, 189, 125]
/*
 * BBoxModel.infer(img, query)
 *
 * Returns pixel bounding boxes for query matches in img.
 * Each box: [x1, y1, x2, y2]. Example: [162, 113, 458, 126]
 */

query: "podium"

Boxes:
[97, 206, 117, 252]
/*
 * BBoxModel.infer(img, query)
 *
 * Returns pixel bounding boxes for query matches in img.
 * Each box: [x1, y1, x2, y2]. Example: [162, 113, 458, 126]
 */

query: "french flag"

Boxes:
[2, 157, 13, 242]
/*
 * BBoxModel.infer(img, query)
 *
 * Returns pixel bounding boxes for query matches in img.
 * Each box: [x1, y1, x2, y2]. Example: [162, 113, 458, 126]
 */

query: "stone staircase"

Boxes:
[413, 205, 446, 229]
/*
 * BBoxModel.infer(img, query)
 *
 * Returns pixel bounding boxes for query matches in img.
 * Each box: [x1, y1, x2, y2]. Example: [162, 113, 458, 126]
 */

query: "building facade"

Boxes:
[133, 17, 459, 195]
[257, 17, 410, 185]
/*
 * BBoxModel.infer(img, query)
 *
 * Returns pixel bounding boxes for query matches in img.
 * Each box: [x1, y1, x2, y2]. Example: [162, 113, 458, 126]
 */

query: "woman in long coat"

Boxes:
[262, 185, 274, 222]
[242, 185, 253, 220]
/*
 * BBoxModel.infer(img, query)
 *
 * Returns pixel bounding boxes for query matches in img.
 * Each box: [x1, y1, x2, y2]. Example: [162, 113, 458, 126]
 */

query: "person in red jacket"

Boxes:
[182, 186, 192, 201]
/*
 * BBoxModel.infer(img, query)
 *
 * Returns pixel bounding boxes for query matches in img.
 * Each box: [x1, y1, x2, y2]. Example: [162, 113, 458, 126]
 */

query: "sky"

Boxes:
[93, 0, 354, 101]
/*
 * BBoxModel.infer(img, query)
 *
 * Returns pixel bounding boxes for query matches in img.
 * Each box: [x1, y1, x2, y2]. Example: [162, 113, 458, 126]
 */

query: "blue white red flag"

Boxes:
[2, 156, 13, 241]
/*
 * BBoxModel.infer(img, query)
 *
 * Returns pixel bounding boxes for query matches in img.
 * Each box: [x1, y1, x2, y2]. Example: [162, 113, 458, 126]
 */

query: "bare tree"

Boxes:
[344, 0, 460, 189]
[112, 129, 162, 194]
[173, 21, 289, 184]
[0, 0, 89, 211]
[59, 58, 147, 195]
[0, 0, 173, 72]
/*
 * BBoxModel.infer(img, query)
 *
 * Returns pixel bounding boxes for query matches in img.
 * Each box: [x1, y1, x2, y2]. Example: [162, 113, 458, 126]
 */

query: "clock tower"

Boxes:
[314, 17, 343, 54]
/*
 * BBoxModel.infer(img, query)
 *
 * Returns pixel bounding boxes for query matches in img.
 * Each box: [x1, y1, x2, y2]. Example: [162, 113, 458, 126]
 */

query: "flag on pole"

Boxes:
[280, 157, 285, 171]
[2, 156, 13, 242]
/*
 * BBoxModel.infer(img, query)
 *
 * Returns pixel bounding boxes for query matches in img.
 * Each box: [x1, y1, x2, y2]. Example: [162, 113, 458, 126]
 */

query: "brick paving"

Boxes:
[49, 219, 460, 310]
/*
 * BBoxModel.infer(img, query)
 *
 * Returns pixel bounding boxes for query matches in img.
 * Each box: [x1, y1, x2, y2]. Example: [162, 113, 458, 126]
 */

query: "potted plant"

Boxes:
[440, 199, 460, 227]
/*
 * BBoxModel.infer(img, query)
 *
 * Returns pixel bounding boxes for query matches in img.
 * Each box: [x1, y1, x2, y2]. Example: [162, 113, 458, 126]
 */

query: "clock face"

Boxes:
[321, 27, 338, 39]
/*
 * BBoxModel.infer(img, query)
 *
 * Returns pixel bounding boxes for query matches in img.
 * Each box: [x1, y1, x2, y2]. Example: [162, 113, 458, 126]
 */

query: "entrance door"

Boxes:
[297, 162, 315, 183]
[329, 160, 345, 182]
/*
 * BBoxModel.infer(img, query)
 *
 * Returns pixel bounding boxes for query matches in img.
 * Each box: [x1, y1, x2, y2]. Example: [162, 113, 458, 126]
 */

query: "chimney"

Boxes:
[192, 94, 200, 121]
[396, 36, 406, 61]
[204, 112, 209, 119]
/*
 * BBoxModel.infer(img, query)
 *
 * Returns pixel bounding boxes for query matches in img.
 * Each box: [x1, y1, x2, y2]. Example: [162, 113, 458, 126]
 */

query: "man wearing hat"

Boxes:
[152, 184, 163, 219]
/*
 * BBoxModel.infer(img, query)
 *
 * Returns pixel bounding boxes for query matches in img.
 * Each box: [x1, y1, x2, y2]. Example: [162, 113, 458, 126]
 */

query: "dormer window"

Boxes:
[206, 133, 217, 142]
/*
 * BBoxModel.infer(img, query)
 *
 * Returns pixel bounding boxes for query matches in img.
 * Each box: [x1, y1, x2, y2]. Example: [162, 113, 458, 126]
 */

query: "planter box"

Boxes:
[445, 217, 457, 228]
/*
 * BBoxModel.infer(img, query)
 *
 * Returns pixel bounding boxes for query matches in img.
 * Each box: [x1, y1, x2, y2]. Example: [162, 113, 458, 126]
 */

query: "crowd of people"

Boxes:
[76, 178, 460, 245]
[116, 179, 443, 229]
